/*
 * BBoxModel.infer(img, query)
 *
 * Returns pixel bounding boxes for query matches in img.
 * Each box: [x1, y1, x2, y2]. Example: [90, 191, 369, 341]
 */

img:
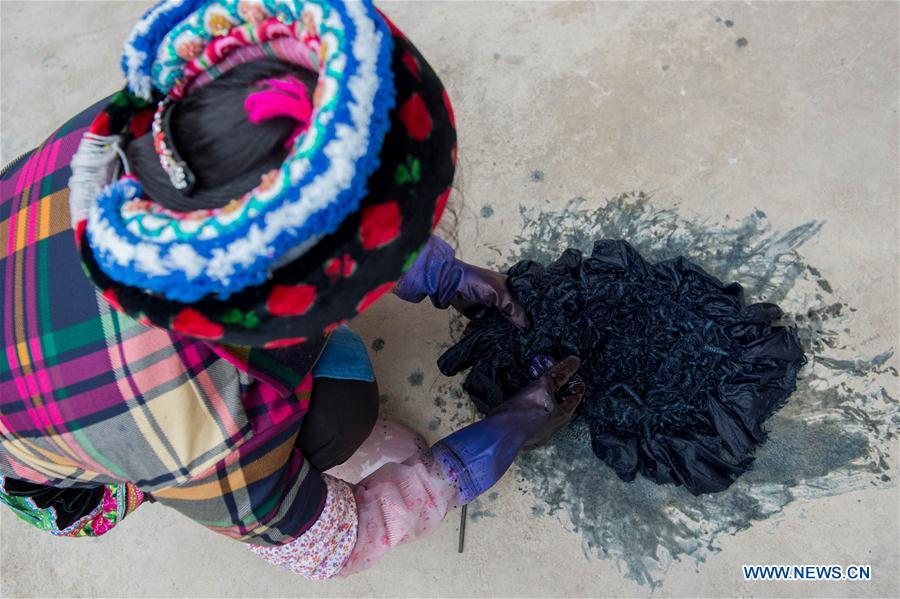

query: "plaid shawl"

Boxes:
[0, 100, 328, 545]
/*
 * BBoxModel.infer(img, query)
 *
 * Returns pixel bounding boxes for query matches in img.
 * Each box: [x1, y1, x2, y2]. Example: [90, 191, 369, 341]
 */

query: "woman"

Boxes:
[0, 0, 583, 579]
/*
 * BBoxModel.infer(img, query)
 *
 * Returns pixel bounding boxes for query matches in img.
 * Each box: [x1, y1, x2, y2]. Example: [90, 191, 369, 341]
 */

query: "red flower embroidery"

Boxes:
[91, 513, 111, 536]
[359, 201, 402, 249]
[264, 337, 308, 349]
[101, 487, 117, 513]
[325, 254, 358, 280]
[258, 17, 293, 41]
[342, 255, 359, 277]
[401, 50, 420, 79]
[432, 188, 452, 229]
[399, 94, 432, 142]
[356, 282, 396, 313]
[204, 35, 243, 63]
[267, 284, 317, 316]
[172, 308, 224, 340]
[324, 258, 342, 280]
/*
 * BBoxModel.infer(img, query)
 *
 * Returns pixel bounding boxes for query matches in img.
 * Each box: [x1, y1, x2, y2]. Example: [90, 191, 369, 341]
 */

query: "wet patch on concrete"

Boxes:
[531, 170, 545, 183]
[736, 37, 749, 48]
[407, 370, 424, 386]
[473, 193, 895, 587]
[466, 497, 498, 522]
[481, 205, 495, 218]
[427, 372, 476, 434]
[371, 338, 385, 352]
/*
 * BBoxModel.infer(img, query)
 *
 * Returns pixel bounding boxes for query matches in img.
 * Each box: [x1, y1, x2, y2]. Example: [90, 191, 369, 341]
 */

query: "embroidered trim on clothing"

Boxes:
[0, 478, 146, 538]
[88, 0, 395, 302]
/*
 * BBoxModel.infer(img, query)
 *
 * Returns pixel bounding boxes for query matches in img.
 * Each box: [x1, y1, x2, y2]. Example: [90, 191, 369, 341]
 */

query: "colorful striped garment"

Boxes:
[0, 98, 330, 545]
[0, 98, 546, 580]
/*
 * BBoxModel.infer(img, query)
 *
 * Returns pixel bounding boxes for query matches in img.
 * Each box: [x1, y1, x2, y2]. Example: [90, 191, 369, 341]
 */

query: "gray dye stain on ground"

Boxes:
[467, 193, 896, 588]
[480, 205, 495, 218]
[531, 170, 545, 183]
[736, 37, 749, 48]
[371, 338, 385, 352]
[407, 370, 424, 386]
[466, 494, 498, 522]
[429, 316, 476, 432]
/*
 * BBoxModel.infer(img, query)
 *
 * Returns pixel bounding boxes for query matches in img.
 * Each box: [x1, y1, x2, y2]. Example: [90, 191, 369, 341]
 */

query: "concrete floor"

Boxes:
[1, 1, 898, 597]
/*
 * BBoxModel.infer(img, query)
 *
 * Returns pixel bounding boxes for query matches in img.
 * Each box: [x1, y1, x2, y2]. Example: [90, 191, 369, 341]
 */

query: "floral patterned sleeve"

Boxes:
[250, 395, 552, 579]
[248, 443, 459, 579]
[249, 474, 359, 579]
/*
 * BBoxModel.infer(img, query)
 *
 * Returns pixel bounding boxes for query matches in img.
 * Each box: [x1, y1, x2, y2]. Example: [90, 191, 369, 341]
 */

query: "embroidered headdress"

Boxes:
[70, 0, 456, 347]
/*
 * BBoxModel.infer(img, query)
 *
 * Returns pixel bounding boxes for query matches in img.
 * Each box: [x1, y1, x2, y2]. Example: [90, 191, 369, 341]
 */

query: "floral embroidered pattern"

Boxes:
[121, 7, 341, 245]
[0, 477, 145, 538]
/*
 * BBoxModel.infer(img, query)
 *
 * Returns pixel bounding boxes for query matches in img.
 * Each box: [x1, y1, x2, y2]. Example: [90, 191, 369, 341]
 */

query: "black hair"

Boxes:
[127, 58, 316, 211]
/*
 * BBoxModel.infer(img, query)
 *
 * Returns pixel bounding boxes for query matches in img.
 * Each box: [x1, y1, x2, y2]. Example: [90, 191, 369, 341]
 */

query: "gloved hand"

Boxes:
[328, 359, 584, 576]
[393, 236, 529, 329]
[431, 355, 584, 503]
[451, 263, 529, 330]
[494, 355, 585, 449]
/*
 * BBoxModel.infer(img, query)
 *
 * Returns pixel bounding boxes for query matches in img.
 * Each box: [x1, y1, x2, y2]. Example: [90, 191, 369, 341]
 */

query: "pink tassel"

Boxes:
[244, 76, 314, 148]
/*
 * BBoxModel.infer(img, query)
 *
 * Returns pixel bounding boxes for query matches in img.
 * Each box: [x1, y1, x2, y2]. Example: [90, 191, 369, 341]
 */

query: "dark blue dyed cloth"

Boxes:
[438, 240, 805, 495]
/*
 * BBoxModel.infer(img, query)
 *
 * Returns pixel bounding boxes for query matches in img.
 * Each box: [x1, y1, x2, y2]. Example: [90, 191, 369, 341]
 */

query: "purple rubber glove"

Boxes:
[432, 356, 584, 503]
[394, 236, 529, 329]
[523, 355, 586, 449]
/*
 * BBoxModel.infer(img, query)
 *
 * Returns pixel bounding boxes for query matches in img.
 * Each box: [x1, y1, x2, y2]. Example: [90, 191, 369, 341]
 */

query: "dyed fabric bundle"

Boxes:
[438, 240, 805, 495]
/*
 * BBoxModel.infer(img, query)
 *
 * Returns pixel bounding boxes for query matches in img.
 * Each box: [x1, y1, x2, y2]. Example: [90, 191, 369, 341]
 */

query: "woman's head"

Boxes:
[76, 2, 458, 345]
[127, 58, 316, 212]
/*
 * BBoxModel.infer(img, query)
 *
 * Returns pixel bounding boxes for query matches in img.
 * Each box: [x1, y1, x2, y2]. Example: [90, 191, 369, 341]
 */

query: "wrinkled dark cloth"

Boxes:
[1, 479, 104, 530]
[438, 240, 805, 495]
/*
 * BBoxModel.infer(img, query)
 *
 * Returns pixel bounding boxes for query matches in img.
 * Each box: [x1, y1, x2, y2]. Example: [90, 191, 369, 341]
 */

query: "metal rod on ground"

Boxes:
[458, 402, 477, 553]
[457, 504, 467, 553]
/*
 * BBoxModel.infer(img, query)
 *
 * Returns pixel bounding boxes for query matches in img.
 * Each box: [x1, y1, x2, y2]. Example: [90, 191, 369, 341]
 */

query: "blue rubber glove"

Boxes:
[431, 356, 584, 503]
